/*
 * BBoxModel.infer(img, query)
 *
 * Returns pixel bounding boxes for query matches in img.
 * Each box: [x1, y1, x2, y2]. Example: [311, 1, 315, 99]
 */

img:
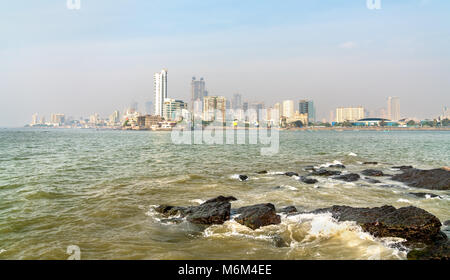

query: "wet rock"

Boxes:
[407, 239, 450, 260]
[312, 205, 442, 243]
[234, 203, 281, 230]
[238, 175, 249, 181]
[271, 235, 289, 247]
[364, 177, 381, 184]
[277, 206, 298, 214]
[408, 192, 442, 199]
[256, 170, 268, 174]
[155, 205, 190, 217]
[285, 172, 299, 177]
[329, 164, 346, 169]
[391, 168, 450, 190]
[273, 186, 282, 190]
[160, 218, 184, 224]
[204, 196, 237, 203]
[311, 169, 341, 176]
[392, 165, 413, 170]
[361, 169, 385, 177]
[333, 173, 360, 182]
[363, 162, 378, 165]
[299, 176, 318, 184]
[444, 220, 450, 226]
[186, 201, 231, 225]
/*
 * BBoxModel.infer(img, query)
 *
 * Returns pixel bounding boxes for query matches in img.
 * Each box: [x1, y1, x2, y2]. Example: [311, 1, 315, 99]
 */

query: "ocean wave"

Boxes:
[316, 160, 344, 169]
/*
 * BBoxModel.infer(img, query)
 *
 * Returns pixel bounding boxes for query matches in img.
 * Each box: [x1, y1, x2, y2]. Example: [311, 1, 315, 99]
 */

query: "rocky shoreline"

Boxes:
[154, 166, 449, 260]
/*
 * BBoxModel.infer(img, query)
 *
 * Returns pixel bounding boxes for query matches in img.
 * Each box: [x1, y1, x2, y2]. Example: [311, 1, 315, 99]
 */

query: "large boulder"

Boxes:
[312, 205, 442, 244]
[333, 173, 360, 182]
[204, 196, 237, 203]
[155, 196, 234, 225]
[391, 168, 450, 190]
[300, 176, 318, 184]
[361, 169, 385, 177]
[186, 201, 231, 225]
[277, 206, 298, 214]
[311, 169, 342, 176]
[407, 238, 450, 260]
[234, 203, 281, 230]
[285, 172, 299, 177]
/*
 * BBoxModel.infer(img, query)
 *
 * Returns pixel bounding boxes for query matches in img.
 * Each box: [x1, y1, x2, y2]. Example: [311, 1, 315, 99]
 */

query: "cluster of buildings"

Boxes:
[28, 69, 449, 129]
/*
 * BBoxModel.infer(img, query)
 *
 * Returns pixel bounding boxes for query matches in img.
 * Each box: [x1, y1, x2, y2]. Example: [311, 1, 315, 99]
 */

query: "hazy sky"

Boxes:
[1, 0, 450, 126]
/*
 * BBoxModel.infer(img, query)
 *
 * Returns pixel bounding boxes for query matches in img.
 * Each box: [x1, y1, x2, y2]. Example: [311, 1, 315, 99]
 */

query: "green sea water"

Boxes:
[0, 128, 449, 259]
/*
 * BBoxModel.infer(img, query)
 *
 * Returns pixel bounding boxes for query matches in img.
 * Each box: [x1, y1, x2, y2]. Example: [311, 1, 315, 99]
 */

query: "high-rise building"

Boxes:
[232, 93, 242, 110]
[50, 114, 65, 126]
[31, 113, 39, 125]
[191, 77, 207, 110]
[109, 110, 120, 125]
[299, 99, 315, 123]
[336, 107, 365, 123]
[163, 99, 187, 121]
[154, 69, 168, 116]
[203, 96, 226, 122]
[387, 97, 400, 121]
[282, 100, 294, 119]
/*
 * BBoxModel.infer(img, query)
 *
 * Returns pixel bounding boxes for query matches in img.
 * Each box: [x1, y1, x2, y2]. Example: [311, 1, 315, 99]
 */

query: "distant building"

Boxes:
[288, 111, 308, 126]
[89, 113, 100, 125]
[232, 93, 243, 110]
[31, 113, 39, 125]
[203, 96, 226, 122]
[50, 114, 65, 126]
[163, 98, 187, 121]
[109, 110, 120, 125]
[354, 118, 397, 127]
[387, 97, 400, 121]
[282, 100, 294, 119]
[243, 101, 249, 112]
[336, 107, 365, 123]
[299, 100, 315, 123]
[154, 69, 168, 117]
[145, 101, 153, 115]
[191, 77, 207, 110]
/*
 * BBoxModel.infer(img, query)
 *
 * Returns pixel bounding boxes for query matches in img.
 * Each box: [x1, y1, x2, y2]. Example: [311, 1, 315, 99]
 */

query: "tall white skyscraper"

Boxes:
[154, 69, 168, 117]
[387, 96, 400, 121]
[282, 100, 294, 119]
[336, 107, 365, 123]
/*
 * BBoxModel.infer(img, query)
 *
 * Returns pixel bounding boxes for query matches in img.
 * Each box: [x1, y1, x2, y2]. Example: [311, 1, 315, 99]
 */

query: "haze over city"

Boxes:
[1, 0, 450, 127]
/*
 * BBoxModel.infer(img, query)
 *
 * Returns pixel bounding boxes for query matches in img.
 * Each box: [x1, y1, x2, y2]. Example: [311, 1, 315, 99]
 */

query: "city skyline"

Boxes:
[2, 1, 450, 127]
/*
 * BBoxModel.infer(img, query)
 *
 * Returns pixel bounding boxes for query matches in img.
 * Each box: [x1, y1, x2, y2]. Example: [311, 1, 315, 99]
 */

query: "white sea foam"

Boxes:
[189, 199, 205, 205]
[268, 171, 285, 175]
[397, 199, 411, 203]
[348, 152, 357, 157]
[0, 249, 6, 254]
[282, 185, 298, 191]
[316, 160, 343, 169]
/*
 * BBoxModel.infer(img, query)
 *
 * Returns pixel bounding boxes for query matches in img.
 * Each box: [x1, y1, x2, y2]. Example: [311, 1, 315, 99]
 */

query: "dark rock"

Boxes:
[238, 175, 249, 181]
[408, 192, 442, 199]
[379, 184, 401, 189]
[312, 205, 442, 243]
[407, 239, 450, 260]
[271, 235, 289, 247]
[392, 165, 413, 170]
[329, 164, 346, 169]
[333, 173, 360, 182]
[160, 218, 184, 224]
[311, 169, 342, 176]
[364, 177, 381, 184]
[363, 162, 378, 165]
[234, 203, 281, 230]
[285, 172, 299, 177]
[444, 220, 450, 226]
[186, 201, 231, 225]
[273, 186, 282, 190]
[204, 196, 238, 204]
[391, 168, 450, 190]
[155, 205, 190, 217]
[277, 206, 298, 214]
[299, 176, 318, 184]
[256, 170, 268, 174]
[361, 169, 385, 177]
